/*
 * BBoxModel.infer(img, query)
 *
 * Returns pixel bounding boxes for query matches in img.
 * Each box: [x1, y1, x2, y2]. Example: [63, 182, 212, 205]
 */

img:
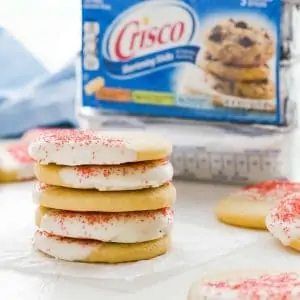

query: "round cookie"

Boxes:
[207, 73, 275, 100]
[33, 182, 176, 212]
[201, 56, 270, 81]
[28, 129, 172, 166]
[36, 206, 173, 243]
[0, 143, 35, 182]
[188, 270, 300, 299]
[266, 193, 300, 251]
[34, 159, 173, 191]
[204, 19, 275, 66]
[34, 230, 170, 263]
[216, 181, 300, 229]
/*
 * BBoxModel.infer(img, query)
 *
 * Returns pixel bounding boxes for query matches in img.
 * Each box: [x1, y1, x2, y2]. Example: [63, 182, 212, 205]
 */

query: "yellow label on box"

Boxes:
[132, 91, 174, 105]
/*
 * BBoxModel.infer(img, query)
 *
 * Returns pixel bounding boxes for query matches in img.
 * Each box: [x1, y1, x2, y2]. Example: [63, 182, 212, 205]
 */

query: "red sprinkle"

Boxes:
[205, 272, 300, 299]
[237, 181, 300, 202]
[271, 193, 300, 223]
[48, 207, 174, 225]
[73, 159, 169, 179]
[6, 143, 34, 164]
[37, 129, 125, 148]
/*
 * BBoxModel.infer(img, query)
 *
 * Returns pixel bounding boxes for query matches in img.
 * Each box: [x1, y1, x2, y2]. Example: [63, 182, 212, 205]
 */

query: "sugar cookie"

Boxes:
[201, 57, 270, 81]
[188, 270, 300, 299]
[0, 143, 35, 182]
[216, 181, 300, 229]
[36, 206, 173, 243]
[266, 193, 300, 251]
[34, 159, 173, 191]
[33, 182, 176, 212]
[34, 230, 170, 263]
[28, 129, 172, 166]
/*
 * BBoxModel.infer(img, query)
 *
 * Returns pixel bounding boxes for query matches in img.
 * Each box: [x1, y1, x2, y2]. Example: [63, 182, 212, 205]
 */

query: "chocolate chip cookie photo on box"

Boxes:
[204, 18, 275, 66]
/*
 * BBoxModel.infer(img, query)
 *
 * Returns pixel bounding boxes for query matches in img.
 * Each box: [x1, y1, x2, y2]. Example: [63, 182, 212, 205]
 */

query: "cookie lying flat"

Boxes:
[201, 57, 270, 81]
[188, 270, 300, 299]
[34, 230, 170, 263]
[28, 129, 172, 166]
[216, 181, 300, 229]
[0, 143, 35, 182]
[266, 193, 300, 251]
[204, 19, 275, 66]
[36, 206, 173, 243]
[34, 159, 173, 191]
[206, 73, 275, 100]
[33, 182, 176, 212]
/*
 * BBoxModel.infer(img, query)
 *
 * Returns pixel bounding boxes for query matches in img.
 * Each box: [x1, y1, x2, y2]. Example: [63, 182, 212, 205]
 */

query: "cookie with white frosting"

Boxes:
[216, 181, 300, 229]
[0, 143, 35, 182]
[188, 270, 300, 300]
[33, 182, 176, 212]
[36, 206, 173, 243]
[28, 129, 172, 166]
[266, 193, 300, 251]
[34, 230, 170, 263]
[34, 159, 173, 191]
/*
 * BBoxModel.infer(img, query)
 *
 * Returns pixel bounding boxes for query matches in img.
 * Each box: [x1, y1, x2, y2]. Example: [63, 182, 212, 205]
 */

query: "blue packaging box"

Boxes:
[81, 0, 285, 125]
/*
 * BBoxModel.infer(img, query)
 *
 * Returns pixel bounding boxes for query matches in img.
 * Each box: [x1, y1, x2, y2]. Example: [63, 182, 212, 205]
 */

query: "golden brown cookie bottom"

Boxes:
[34, 230, 171, 263]
[289, 239, 300, 252]
[34, 182, 176, 212]
[201, 57, 270, 82]
[207, 73, 275, 100]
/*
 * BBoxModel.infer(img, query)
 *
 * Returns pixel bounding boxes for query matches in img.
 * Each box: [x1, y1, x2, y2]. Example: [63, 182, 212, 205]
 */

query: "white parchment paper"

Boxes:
[0, 182, 263, 292]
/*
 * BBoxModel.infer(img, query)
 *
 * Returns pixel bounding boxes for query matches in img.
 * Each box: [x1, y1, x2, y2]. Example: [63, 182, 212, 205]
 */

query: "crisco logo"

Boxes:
[103, 1, 197, 61]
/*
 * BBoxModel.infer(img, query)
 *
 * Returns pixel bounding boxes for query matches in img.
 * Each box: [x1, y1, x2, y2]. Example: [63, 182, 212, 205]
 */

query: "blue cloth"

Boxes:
[0, 28, 77, 138]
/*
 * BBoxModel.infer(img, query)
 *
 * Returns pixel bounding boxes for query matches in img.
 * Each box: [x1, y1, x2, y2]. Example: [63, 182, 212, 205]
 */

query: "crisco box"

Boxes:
[79, 0, 300, 125]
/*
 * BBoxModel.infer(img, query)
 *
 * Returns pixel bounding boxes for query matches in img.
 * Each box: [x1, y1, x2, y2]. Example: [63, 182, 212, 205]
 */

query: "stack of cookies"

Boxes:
[28, 129, 176, 263]
[200, 19, 275, 106]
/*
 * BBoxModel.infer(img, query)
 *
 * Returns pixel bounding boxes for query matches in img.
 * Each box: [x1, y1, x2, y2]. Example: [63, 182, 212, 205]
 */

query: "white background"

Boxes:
[0, 0, 81, 72]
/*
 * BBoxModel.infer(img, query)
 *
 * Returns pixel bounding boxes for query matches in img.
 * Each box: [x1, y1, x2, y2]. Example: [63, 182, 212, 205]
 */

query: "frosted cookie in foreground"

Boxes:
[28, 129, 172, 166]
[266, 193, 300, 251]
[33, 182, 176, 212]
[34, 230, 171, 263]
[188, 270, 300, 299]
[0, 143, 35, 182]
[216, 181, 300, 229]
[34, 159, 173, 191]
[36, 206, 173, 243]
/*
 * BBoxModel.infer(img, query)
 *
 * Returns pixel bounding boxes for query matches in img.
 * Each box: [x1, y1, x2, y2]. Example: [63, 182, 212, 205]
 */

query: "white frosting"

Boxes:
[28, 130, 137, 165]
[0, 145, 35, 180]
[38, 208, 173, 243]
[59, 160, 173, 190]
[266, 194, 300, 245]
[188, 272, 300, 300]
[29, 129, 169, 166]
[34, 230, 94, 261]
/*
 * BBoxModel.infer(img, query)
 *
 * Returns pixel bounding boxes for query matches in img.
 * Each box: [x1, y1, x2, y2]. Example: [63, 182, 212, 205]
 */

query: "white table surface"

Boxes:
[1, 180, 300, 300]
[0, 2, 299, 298]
